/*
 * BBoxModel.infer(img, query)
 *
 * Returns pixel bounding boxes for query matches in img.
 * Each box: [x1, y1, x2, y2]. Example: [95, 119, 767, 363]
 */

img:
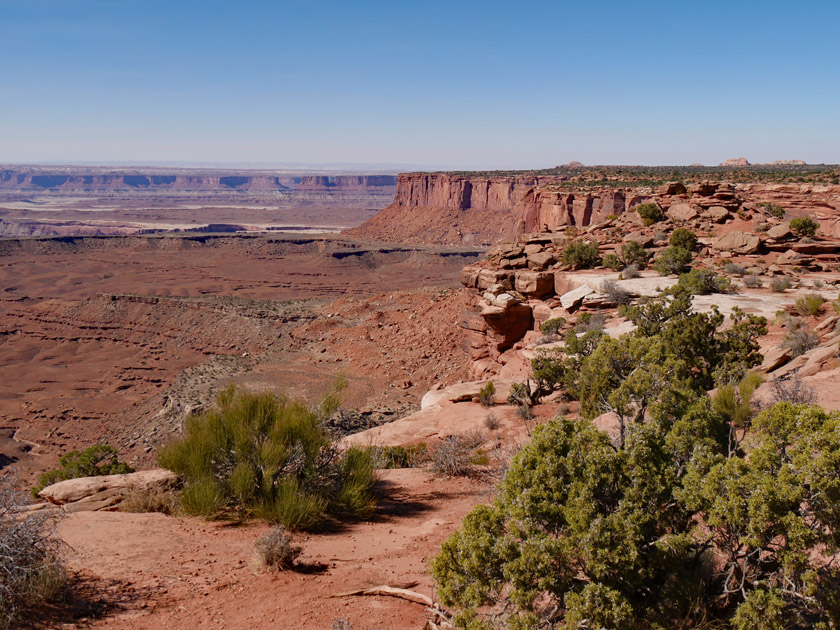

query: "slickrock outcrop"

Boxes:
[37, 468, 178, 512]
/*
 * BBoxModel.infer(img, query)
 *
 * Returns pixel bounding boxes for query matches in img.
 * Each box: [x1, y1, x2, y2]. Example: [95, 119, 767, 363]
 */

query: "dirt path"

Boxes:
[58, 469, 487, 629]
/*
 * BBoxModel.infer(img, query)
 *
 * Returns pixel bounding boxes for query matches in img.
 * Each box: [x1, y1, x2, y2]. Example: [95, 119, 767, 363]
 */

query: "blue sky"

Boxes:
[1, 0, 838, 168]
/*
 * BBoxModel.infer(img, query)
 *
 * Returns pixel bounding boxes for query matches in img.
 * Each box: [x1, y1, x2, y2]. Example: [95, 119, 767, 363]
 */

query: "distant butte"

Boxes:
[718, 157, 751, 167]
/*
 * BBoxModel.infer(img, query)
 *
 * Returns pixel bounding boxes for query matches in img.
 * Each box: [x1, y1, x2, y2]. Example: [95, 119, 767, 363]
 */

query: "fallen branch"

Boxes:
[332, 584, 432, 607]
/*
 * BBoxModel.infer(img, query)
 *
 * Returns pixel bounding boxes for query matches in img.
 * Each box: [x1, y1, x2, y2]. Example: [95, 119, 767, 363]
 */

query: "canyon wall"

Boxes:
[346, 173, 840, 246]
[0, 168, 397, 193]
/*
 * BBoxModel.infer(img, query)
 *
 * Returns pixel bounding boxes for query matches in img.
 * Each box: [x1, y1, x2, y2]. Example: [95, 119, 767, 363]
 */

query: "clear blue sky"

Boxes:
[2, 0, 838, 168]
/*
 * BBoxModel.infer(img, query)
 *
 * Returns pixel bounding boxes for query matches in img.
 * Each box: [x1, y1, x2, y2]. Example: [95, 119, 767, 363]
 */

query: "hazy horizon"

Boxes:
[2, 1, 838, 168]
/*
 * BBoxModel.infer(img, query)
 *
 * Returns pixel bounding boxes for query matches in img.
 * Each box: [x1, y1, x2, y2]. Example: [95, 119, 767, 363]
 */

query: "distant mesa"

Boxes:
[766, 159, 807, 166]
[558, 161, 585, 168]
[718, 157, 750, 167]
[689, 163, 704, 167]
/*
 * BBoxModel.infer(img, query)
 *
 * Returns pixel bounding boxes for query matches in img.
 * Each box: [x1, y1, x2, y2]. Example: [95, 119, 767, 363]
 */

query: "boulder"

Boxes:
[480, 302, 533, 350]
[625, 231, 654, 248]
[704, 206, 731, 223]
[667, 203, 699, 222]
[759, 346, 792, 373]
[515, 270, 554, 297]
[658, 182, 687, 196]
[460, 265, 480, 288]
[559, 285, 594, 311]
[711, 231, 761, 254]
[527, 251, 556, 270]
[38, 469, 178, 511]
[776, 249, 806, 266]
[799, 345, 840, 377]
[766, 223, 792, 240]
[477, 268, 514, 291]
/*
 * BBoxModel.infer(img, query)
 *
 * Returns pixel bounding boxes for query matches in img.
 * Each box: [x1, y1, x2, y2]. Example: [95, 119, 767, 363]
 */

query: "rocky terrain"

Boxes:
[346, 166, 840, 245]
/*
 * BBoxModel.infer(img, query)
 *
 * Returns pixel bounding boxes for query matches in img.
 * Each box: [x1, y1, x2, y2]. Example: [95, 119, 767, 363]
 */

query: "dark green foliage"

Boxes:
[478, 381, 496, 407]
[654, 246, 692, 275]
[561, 239, 601, 270]
[539, 317, 566, 336]
[32, 445, 133, 497]
[601, 252, 622, 271]
[158, 386, 376, 530]
[675, 268, 735, 295]
[669, 227, 698, 251]
[635, 202, 663, 226]
[789, 216, 819, 237]
[433, 397, 840, 628]
[529, 349, 565, 401]
[618, 241, 650, 269]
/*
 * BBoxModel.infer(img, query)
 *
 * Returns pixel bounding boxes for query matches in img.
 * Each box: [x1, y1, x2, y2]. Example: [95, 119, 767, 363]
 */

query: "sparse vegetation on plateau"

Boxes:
[158, 384, 376, 530]
[796, 293, 825, 317]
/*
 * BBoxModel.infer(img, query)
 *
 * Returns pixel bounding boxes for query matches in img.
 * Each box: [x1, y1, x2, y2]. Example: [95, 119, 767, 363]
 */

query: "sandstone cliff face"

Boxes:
[345, 173, 639, 245]
[347, 172, 840, 246]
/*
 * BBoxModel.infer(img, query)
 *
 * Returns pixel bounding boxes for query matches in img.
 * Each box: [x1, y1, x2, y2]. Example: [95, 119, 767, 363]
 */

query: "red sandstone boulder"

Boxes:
[667, 203, 699, 222]
[712, 231, 761, 254]
[515, 270, 555, 298]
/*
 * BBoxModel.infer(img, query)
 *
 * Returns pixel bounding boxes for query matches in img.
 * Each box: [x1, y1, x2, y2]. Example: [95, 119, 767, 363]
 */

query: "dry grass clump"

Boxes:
[770, 276, 791, 292]
[254, 525, 302, 571]
[601, 279, 632, 305]
[0, 484, 67, 630]
[795, 293, 825, 317]
[429, 430, 486, 477]
[621, 263, 641, 279]
[770, 375, 817, 405]
[742, 273, 761, 288]
[781, 321, 819, 357]
[119, 485, 179, 515]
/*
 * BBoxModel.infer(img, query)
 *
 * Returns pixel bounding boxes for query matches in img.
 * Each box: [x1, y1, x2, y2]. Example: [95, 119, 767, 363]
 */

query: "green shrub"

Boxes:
[789, 216, 819, 237]
[758, 201, 786, 219]
[668, 228, 698, 251]
[796, 293, 825, 317]
[32, 445, 133, 498]
[601, 252, 622, 271]
[539, 317, 566, 336]
[653, 246, 692, 276]
[158, 386, 376, 530]
[619, 241, 650, 269]
[634, 202, 663, 226]
[478, 381, 496, 407]
[676, 269, 735, 295]
[561, 240, 601, 270]
[368, 444, 427, 469]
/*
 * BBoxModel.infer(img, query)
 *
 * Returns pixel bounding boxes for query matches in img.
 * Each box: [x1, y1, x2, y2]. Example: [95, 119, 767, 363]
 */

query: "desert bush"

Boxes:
[158, 385, 376, 530]
[601, 252, 622, 271]
[621, 263, 641, 279]
[770, 374, 816, 405]
[331, 619, 354, 630]
[254, 525, 302, 570]
[724, 262, 746, 276]
[561, 240, 600, 270]
[119, 485, 179, 515]
[781, 324, 819, 357]
[432, 397, 840, 630]
[484, 413, 500, 431]
[758, 201, 786, 219]
[618, 241, 650, 269]
[478, 381, 496, 407]
[742, 273, 762, 288]
[32, 444, 132, 498]
[813, 278, 825, 289]
[795, 293, 825, 317]
[770, 276, 791, 292]
[669, 227, 698, 251]
[676, 269, 735, 295]
[539, 317, 566, 337]
[530, 348, 566, 401]
[368, 444, 427, 469]
[0, 484, 68, 630]
[601, 279, 632, 305]
[653, 246, 692, 275]
[635, 202, 663, 226]
[574, 311, 605, 333]
[428, 431, 485, 477]
[790, 215, 819, 237]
